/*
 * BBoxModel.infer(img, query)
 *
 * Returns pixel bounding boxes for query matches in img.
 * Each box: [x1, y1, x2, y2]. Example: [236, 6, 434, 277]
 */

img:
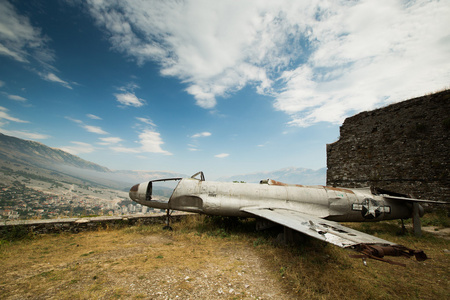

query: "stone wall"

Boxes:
[327, 89, 449, 202]
[0, 213, 189, 237]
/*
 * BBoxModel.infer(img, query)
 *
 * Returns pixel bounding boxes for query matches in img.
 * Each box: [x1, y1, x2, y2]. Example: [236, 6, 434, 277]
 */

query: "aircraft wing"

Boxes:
[241, 207, 427, 265]
[241, 207, 394, 248]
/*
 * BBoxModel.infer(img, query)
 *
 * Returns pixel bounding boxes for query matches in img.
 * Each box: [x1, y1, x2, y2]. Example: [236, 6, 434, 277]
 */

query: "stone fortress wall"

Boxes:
[326, 89, 449, 202]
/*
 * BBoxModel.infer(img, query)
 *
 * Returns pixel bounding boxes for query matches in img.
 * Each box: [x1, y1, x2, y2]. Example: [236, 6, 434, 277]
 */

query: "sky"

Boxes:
[0, 0, 449, 179]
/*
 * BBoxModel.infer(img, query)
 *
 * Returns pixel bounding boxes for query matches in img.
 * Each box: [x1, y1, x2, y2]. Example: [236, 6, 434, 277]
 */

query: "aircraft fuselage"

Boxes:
[129, 177, 420, 223]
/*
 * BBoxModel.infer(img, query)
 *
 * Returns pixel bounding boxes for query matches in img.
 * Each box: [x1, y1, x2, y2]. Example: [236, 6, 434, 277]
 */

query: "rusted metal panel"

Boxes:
[325, 186, 355, 194]
[130, 184, 139, 192]
[350, 244, 427, 266]
[264, 179, 304, 187]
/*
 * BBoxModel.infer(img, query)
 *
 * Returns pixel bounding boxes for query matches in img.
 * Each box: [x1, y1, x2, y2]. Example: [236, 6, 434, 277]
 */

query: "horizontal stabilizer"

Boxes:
[382, 194, 447, 204]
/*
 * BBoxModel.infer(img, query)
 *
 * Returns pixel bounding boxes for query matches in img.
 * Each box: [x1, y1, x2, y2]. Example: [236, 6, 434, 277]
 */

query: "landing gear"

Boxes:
[400, 219, 406, 235]
[163, 209, 173, 231]
[412, 202, 422, 237]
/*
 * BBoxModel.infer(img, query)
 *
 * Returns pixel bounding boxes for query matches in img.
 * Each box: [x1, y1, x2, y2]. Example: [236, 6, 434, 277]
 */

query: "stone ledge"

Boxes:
[0, 212, 191, 236]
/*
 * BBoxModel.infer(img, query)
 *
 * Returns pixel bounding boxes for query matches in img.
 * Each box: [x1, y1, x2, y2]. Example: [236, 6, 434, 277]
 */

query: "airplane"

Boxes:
[129, 171, 446, 266]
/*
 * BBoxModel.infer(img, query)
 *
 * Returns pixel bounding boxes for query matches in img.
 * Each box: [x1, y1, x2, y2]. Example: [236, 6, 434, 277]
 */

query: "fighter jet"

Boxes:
[129, 171, 445, 266]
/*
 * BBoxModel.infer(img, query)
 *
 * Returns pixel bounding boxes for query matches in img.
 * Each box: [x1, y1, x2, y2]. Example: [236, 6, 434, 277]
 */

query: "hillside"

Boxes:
[0, 133, 185, 190]
[0, 133, 109, 172]
[0, 133, 130, 192]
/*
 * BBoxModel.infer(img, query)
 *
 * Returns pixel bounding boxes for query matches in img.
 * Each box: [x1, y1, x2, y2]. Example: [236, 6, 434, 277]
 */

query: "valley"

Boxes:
[0, 132, 325, 221]
[0, 160, 152, 220]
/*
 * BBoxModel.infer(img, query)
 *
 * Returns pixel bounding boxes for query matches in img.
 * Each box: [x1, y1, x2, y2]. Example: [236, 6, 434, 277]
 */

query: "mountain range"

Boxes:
[216, 167, 326, 185]
[0, 133, 187, 189]
[0, 132, 326, 189]
[0, 133, 108, 172]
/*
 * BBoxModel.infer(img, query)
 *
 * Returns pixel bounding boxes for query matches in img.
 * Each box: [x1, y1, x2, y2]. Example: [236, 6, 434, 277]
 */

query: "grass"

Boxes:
[421, 209, 450, 227]
[0, 214, 448, 299]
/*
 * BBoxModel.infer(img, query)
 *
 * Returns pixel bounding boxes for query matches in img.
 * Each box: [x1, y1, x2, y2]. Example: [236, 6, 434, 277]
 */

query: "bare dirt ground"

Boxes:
[421, 226, 450, 240]
[0, 227, 295, 299]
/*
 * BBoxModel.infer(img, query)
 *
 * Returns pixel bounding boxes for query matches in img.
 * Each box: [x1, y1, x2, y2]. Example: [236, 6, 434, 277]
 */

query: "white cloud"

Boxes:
[0, 1, 54, 65]
[87, 114, 102, 120]
[66, 116, 108, 134]
[7, 94, 27, 102]
[0, 129, 50, 140]
[65, 116, 83, 124]
[110, 146, 141, 154]
[0, 3, 78, 90]
[0, 106, 29, 123]
[0, 106, 49, 141]
[215, 153, 229, 158]
[41, 72, 72, 89]
[83, 125, 108, 135]
[114, 92, 146, 107]
[110, 129, 171, 155]
[87, 0, 450, 127]
[187, 144, 200, 152]
[87, 0, 279, 109]
[0, 80, 4, 87]
[191, 132, 211, 139]
[118, 82, 140, 92]
[188, 132, 211, 151]
[138, 129, 172, 155]
[274, 0, 450, 127]
[59, 141, 96, 155]
[98, 136, 123, 145]
[136, 117, 156, 127]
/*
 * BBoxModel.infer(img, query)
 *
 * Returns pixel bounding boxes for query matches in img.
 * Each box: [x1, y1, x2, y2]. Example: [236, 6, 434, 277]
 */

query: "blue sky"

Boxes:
[0, 0, 449, 179]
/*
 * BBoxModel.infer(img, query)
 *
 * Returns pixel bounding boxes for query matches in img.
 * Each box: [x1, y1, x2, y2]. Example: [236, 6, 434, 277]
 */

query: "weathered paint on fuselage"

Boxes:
[130, 178, 416, 223]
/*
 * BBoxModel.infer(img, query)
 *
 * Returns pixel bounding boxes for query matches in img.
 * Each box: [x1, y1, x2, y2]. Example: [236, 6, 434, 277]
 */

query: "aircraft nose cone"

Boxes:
[129, 184, 139, 201]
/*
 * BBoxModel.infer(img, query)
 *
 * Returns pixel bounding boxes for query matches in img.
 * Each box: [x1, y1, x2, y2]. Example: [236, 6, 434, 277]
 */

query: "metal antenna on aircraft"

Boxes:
[163, 209, 173, 231]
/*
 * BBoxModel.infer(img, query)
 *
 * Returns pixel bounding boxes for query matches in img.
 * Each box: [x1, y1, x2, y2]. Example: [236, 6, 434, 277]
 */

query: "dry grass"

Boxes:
[0, 214, 449, 299]
[265, 221, 450, 299]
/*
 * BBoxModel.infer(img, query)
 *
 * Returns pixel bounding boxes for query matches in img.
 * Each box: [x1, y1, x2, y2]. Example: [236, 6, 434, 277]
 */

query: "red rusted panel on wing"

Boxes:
[325, 186, 355, 194]
[267, 179, 304, 187]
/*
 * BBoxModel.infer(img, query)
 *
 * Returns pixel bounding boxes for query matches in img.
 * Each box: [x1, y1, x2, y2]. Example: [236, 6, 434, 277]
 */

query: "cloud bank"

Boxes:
[0, 1, 73, 89]
[87, 0, 450, 127]
[0, 0, 54, 65]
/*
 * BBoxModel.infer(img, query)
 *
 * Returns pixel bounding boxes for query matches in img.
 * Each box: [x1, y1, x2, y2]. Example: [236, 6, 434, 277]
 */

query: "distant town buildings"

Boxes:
[0, 183, 162, 220]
